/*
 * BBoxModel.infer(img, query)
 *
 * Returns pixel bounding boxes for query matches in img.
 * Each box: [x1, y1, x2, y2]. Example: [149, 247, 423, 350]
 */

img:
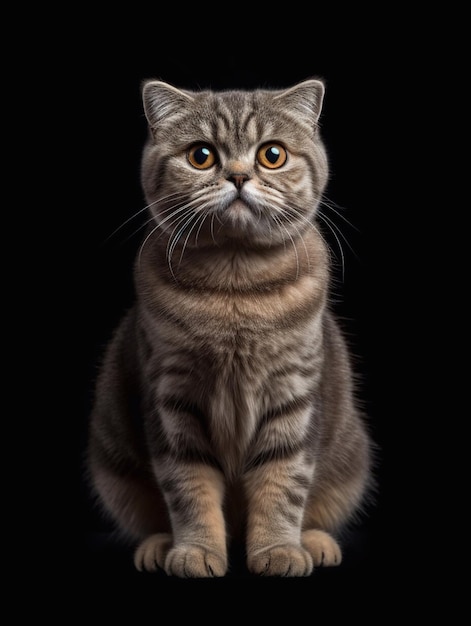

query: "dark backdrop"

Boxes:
[42, 14, 427, 610]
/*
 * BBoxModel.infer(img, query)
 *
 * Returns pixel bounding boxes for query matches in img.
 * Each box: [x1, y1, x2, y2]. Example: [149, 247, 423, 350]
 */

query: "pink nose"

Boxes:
[228, 173, 249, 189]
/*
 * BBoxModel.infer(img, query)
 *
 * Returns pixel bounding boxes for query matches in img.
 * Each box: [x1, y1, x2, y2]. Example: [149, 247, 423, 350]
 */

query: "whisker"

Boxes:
[318, 196, 360, 273]
[137, 223, 160, 268]
[279, 201, 350, 281]
[319, 211, 357, 259]
[210, 213, 218, 246]
[134, 191, 212, 278]
[271, 213, 300, 279]
[103, 191, 190, 245]
[178, 211, 208, 268]
[103, 192, 197, 245]
[279, 205, 314, 270]
[317, 212, 346, 280]
[319, 197, 359, 232]
[266, 212, 277, 247]
[167, 212, 200, 280]
[103, 201, 158, 245]
[194, 206, 212, 247]
[156, 203, 194, 234]
[126, 214, 158, 242]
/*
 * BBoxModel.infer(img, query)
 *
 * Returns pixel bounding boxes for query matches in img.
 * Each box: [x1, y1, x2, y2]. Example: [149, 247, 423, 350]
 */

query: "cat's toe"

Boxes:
[302, 529, 342, 566]
[248, 544, 313, 577]
[134, 533, 173, 572]
[165, 544, 227, 578]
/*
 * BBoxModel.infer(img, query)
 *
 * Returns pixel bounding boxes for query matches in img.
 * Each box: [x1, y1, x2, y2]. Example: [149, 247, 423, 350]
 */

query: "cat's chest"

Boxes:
[138, 236, 327, 337]
[145, 279, 323, 406]
[141, 279, 324, 474]
[153, 273, 322, 336]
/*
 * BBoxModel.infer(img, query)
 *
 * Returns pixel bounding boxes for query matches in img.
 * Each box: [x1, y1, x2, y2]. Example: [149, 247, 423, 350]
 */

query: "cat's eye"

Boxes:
[187, 144, 217, 169]
[257, 143, 287, 169]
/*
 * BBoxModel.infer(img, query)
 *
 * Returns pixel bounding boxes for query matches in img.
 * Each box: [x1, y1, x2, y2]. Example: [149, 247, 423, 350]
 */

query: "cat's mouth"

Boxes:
[226, 198, 252, 214]
[222, 199, 256, 229]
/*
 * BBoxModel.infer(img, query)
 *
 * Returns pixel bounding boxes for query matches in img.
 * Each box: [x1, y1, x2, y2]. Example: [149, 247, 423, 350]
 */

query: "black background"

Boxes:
[35, 10, 436, 612]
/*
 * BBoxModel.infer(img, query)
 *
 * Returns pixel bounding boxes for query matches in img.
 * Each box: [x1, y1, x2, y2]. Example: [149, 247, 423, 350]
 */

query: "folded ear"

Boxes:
[274, 79, 325, 125]
[141, 80, 194, 129]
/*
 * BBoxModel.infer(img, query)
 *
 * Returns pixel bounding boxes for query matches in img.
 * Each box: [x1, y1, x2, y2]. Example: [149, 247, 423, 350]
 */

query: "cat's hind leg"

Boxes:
[90, 466, 183, 574]
[134, 533, 173, 572]
[301, 529, 342, 566]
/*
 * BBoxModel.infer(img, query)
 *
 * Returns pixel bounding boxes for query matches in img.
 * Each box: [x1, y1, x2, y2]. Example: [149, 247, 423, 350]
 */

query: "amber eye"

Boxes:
[257, 143, 287, 169]
[187, 144, 217, 169]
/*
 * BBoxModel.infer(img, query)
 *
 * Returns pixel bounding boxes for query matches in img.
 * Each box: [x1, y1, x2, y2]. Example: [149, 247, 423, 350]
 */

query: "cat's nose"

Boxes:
[228, 173, 249, 190]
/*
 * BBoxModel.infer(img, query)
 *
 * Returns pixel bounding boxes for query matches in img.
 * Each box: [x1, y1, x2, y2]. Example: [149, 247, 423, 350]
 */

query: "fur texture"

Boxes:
[86, 78, 375, 577]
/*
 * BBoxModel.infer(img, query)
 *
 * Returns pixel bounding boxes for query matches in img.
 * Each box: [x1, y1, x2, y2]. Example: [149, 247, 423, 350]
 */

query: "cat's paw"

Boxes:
[247, 544, 313, 577]
[301, 529, 342, 566]
[165, 543, 227, 578]
[134, 533, 173, 572]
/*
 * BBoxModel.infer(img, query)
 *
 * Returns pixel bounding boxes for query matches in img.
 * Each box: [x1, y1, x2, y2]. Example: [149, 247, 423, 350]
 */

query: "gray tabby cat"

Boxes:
[86, 78, 375, 578]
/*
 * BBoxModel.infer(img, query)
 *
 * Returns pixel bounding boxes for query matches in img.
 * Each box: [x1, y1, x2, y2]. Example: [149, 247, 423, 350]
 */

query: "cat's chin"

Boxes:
[212, 199, 277, 247]
[225, 199, 253, 219]
[220, 199, 257, 233]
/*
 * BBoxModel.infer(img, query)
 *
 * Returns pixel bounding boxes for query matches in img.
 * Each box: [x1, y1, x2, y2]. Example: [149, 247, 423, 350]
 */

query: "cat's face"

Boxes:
[140, 80, 329, 249]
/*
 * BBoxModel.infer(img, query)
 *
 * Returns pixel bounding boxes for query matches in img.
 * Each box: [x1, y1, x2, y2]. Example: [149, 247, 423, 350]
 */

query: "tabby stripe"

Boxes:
[151, 305, 192, 332]
[174, 273, 306, 294]
[160, 395, 205, 419]
[270, 362, 320, 379]
[160, 481, 218, 534]
[157, 396, 223, 468]
[158, 475, 222, 526]
[247, 440, 304, 468]
[157, 437, 221, 469]
[260, 393, 312, 422]
[214, 108, 232, 134]
[159, 483, 195, 526]
[150, 287, 322, 331]
[281, 504, 303, 526]
[159, 365, 196, 378]
[286, 490, 306, 508]
[238, 109, 257, 139]
[293, 472, 312, 491]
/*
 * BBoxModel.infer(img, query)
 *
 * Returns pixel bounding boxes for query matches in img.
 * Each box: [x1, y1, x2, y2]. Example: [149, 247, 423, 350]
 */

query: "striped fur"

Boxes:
[87, 79, 375, 577]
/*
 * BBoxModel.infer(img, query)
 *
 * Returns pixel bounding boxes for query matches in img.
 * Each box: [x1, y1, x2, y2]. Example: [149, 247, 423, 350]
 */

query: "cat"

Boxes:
[86, 77, 376, 578]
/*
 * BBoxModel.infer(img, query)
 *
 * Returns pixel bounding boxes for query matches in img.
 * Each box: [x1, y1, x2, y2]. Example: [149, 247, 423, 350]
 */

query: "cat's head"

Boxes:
[140, 79, 329, 249]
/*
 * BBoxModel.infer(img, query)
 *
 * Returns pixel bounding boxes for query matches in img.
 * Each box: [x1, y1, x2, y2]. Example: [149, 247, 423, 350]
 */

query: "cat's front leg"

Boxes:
[244, 458, 314, 577]
[137, 463, 228, 578]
